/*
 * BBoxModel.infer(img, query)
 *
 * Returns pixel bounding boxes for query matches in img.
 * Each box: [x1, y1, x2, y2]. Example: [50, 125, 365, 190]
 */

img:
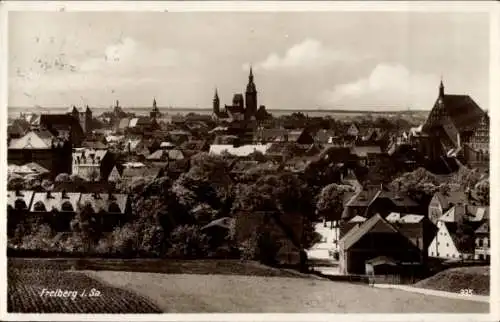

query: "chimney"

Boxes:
[46, 191, 52, 199]
[15, 189, 22, 197]
[62, 189, 68, 199]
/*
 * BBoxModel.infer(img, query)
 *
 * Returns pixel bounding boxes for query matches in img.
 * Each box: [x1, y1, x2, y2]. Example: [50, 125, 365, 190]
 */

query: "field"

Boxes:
[414, 266, 490, 296]
[83, 271, 488, 313]
[8, 258, 489, 313]
[8, 267, 162, 313]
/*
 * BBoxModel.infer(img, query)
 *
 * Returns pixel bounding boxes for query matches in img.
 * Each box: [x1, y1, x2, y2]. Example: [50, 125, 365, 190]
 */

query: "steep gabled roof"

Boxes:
[8, 131, 55, 149]
[7, 190, 35, 209]
[340, 214, 399, 251]
[79, 193, 128, 214]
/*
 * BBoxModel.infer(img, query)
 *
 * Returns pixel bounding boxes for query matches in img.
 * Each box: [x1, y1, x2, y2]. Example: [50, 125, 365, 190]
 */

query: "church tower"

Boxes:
[150, 97, 160, 119]
[245, 66, 257, 120]
[213, 88, 220, 115]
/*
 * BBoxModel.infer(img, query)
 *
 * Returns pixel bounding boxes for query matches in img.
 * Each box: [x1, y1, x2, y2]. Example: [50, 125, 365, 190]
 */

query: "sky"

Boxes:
[8, 11, 490, 111]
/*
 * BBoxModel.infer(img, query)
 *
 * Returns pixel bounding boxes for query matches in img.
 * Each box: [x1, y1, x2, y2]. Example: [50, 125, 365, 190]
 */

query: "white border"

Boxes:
[0, 1, 498, 321]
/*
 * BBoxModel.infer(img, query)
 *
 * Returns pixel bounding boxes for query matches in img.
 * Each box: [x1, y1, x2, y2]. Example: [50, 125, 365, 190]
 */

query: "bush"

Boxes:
[167, 225, 209, 259]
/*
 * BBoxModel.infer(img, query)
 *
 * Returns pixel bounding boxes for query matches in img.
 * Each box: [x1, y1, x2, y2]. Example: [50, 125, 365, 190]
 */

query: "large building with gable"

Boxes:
[420, 81, 489, 167]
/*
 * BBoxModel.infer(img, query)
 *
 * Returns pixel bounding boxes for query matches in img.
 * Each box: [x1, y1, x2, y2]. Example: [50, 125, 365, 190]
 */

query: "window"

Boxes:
[61, 201, 74, 212]
[446, 243, 449, 247]
[431, 252, 434, 256]
[33, 201, 47, 212]
[452, 254, 455, 258]
[484, 237, 489, 248]
[478, 239, 483, 247]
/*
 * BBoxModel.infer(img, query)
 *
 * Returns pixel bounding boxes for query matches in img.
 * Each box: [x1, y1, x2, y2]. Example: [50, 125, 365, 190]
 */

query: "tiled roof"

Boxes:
[201, 217, 235, 230]
[30, 192, 81, 212]
[209, 144, 272, 157]
[79, 193, 128, 214]
[118, 118, 131, 129]
[348, 215, 367, 223]
[9, 131, 55, 149]
[350, 145, 382, 158]
[7, 190, 35, 209]
[399, 214, 425, 224]
[385, 212, 401, 222]
[475, 221, 489, 234]
[73, 148, 107, 164]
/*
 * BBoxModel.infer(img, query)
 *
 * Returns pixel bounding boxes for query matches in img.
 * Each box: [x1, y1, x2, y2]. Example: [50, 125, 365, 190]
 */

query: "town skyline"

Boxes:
[9, 11, 490, 111]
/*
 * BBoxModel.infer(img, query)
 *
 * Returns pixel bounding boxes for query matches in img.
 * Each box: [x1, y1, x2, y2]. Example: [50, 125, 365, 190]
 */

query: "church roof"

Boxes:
[424, 93, 486, 133]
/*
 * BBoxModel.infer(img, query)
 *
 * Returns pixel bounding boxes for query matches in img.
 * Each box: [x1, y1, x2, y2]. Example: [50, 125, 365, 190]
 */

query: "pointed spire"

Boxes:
[214, 88, 219, 100]
[153, 97, 157, 108]
[439, 76, 444, 98]
[249, 65, 254, 82]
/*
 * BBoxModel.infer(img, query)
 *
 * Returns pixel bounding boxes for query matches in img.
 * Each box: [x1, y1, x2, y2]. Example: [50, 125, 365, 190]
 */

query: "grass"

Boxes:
[8, 268, 162, 313]
[85, 270, 488, 313]
[414, 266, 490, 296]
[8, 257, 307, 278]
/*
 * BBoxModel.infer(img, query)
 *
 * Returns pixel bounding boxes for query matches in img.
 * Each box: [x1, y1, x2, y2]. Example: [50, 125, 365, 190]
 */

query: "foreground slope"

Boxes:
[85, 271, 489, 313]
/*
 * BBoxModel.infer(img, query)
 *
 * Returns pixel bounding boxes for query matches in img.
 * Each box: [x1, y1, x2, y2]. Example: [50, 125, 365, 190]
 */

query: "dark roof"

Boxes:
[339, 214, 399, 250]
[424, 93, 487, 133]
[226, 104, 245, 115]
[40, 114, 83, 134]
[433, 191, 468, 209]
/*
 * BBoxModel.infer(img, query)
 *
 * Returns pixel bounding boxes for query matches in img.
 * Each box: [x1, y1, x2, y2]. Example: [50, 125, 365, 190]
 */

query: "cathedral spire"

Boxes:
[249, 65, 254, 82]
[439, 77, 444, 98]
[153, 97, 157, 109]
[214, 88, 219, 101]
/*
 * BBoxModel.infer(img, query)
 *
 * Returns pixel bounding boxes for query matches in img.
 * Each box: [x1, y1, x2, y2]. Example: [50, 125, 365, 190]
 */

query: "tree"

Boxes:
[55, 173, 71, 183]
[474, 179, 489, 206]
[168, 225, 209, 259]
[316, 184, 354, 222]
[456, 216, 476, 260]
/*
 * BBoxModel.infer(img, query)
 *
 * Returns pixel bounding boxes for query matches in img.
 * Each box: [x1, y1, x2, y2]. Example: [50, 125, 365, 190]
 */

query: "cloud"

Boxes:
[322, 63, 440, 109]
[245, 39, 362, 72]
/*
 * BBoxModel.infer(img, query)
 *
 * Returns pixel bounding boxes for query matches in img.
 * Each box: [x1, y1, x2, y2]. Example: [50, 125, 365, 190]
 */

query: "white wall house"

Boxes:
[72, 148, 107, 181]
[428, 220, 473, 260]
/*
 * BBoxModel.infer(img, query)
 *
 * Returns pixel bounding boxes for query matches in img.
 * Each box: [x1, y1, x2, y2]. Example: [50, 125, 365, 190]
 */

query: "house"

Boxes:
[146, 149, 184, 162]
[338, 214, 422, 275]
[38, 114, 85, 147]
[79, 192, 130, 231]
[365, 188, 422, 219]
[71, 148, 109, 181]
[7, 190, 35, 234]
[428, 191, 468, 225]
[287, 129, 315, 145]
[209, 144, 272, 157]
[385, 213, 437, 260]
[8, 130, 72, 176]
[30, 191, 80, 231]
[346, 123, 360, 137]
[107, 165, 122, 183]
[350, 145, 383, 167]
[474, 221, 490, 261]
[7, 190, 35, 211]
[253, 128, 289, 144]
[427, 221, 474, 260]
[314, 129, 337, 145]
[420, 81, 489, 166]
